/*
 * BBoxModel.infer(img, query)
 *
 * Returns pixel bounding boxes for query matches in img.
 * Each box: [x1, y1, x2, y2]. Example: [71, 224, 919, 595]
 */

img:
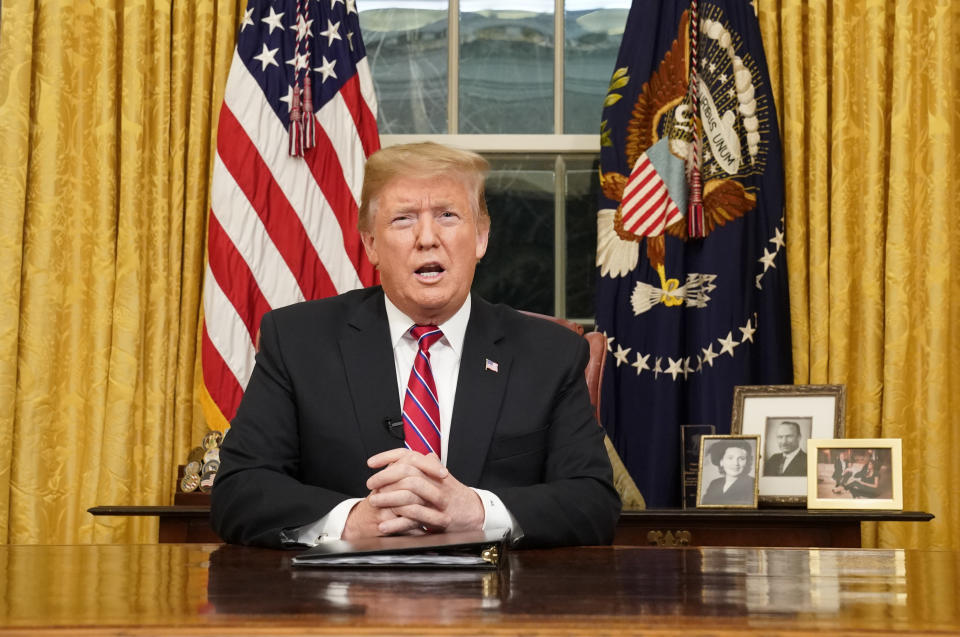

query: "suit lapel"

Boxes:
[446, 297, 510, 485]
[339, 289, 405, 460]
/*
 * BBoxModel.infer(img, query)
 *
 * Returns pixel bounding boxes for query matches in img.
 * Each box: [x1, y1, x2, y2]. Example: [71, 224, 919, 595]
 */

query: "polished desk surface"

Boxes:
[1, 543, 958, 635]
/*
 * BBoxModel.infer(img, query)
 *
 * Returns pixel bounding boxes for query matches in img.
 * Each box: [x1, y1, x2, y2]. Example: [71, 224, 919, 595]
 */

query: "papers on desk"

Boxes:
[291, 528, 509, 569]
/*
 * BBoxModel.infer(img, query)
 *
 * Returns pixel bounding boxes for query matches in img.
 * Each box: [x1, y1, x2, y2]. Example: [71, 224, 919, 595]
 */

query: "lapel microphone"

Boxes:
[383, 417, 404, 441]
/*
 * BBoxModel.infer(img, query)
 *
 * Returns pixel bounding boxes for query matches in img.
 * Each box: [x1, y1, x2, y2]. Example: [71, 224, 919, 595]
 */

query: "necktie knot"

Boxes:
[411, 325, 443, 354]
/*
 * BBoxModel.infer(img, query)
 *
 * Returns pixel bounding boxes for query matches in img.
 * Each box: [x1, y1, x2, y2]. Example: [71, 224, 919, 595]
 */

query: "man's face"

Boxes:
[361, 175, 489, 325]
[775, 423, 800, 454]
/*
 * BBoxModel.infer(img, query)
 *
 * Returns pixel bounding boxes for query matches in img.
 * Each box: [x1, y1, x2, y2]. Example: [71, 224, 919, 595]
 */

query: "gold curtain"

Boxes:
[0, 0, 243, 543]
[1, 0, 958, 548]
[758, 0, 960, 549]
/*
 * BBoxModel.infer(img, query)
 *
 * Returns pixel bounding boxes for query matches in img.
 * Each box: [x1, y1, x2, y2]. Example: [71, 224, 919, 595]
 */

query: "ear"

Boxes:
[475, 224, 490, 261]
[361, 231, 379, 267]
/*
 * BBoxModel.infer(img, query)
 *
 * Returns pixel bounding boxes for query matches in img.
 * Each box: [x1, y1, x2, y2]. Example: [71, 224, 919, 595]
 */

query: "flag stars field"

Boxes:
[261, 6, 285, 33]
[253, 44, 280, 70]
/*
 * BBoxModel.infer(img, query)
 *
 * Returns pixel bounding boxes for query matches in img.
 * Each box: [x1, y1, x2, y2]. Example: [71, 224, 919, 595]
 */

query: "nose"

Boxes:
[415, 214, 439, 248]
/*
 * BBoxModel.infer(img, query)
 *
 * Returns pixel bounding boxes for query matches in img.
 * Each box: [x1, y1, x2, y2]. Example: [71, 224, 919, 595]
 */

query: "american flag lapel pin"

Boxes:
[485, 358, 499, 373]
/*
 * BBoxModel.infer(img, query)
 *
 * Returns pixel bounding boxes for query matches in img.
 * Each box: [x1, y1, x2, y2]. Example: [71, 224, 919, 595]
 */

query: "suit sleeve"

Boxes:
[210, 311, 356, 548]
[490, 336, 621, 548]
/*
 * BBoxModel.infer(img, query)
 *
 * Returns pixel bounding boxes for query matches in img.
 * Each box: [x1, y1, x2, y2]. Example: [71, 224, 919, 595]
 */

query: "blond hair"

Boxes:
[358, 142, 490, 232]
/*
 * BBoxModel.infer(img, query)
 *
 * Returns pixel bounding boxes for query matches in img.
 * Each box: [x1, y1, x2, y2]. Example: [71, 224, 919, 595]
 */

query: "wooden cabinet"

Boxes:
[89, 504, 932, 547]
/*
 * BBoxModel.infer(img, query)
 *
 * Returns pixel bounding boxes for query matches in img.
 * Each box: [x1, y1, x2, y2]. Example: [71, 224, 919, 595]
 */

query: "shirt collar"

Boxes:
[383, 293, 471, 354]
[782, 447, 801, 463]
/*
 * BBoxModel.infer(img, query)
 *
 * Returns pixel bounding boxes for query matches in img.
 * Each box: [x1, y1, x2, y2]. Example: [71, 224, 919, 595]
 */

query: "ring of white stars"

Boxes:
[603, 219, 786, 382]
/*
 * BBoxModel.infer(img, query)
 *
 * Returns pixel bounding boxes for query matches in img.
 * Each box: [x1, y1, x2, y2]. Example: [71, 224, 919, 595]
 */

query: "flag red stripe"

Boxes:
[340, 73, 380, 159]
[206, 212, 272, 341]
[635, 187, 670, 228]
[202, 324, 245, 422]
[216, 106, 338, 301]
[625, 187, 667, 234]
[302, 123, 367, 286]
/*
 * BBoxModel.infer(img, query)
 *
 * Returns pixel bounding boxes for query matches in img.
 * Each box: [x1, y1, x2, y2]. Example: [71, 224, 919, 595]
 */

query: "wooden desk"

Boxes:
[1, 543, 958, 635]
[88, 505, 933, 547]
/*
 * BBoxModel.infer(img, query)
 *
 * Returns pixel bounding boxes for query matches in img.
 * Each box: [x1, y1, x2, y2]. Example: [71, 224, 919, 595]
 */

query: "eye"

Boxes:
[389, 214, 415, 228]
[438, 210, 460, 224]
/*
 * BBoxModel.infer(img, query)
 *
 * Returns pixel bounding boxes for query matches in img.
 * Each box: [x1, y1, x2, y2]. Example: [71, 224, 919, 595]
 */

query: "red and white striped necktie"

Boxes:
[402, 326, 443, 458]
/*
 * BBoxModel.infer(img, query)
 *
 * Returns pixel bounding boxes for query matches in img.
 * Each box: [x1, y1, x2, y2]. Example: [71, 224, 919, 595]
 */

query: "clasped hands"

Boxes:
[342, 448, 485, 540]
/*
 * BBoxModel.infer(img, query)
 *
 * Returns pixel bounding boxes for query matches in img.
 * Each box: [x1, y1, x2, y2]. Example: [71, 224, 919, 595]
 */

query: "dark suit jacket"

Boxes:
[763, 450, 807, 476]
[210, 287, 620, 549]
[700, 475, 755, 505]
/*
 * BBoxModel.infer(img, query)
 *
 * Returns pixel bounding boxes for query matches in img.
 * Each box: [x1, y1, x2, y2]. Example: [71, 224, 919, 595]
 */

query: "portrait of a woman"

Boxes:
[699, 438, 757, 507]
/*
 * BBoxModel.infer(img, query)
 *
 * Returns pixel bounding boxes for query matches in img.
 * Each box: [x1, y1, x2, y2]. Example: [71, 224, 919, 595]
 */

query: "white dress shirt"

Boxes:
[292, 294, 519, 545]
[779, 447, 802, 472]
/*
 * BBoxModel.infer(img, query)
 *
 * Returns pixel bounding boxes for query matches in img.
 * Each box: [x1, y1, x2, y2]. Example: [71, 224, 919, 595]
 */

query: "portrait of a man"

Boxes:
[762, 418, 811, 477]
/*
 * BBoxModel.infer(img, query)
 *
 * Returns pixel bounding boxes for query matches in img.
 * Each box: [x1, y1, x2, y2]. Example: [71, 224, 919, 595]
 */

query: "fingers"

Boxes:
[367, 448, 449, 480]
[360, 450, 484, 535]
[342, 498, 392, 540]
[377, 505, 451, 535]
[343, 495, 435, 539]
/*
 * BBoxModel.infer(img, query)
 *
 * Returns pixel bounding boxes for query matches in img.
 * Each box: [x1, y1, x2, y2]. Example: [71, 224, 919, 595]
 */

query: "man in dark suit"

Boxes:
[762, 420, 807, 476]
[211, 142, 620, 549]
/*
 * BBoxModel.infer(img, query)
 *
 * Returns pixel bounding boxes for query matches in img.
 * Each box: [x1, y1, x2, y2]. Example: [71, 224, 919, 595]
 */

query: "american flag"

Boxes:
[201, 0, 380, 428]
[620, 152, 685, 237]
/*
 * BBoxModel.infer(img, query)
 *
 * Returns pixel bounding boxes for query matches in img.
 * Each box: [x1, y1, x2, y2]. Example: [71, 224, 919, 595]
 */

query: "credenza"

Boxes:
[88, 504, 933, 547]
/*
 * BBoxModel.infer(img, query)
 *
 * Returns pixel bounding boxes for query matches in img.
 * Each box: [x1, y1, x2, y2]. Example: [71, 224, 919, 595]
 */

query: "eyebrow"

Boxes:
[389, 200, 458, 214]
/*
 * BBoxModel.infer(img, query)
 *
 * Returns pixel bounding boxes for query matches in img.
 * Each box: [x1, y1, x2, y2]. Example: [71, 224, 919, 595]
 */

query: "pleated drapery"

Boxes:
[759, 0, 959, 549]
[0, 0, 243, 543]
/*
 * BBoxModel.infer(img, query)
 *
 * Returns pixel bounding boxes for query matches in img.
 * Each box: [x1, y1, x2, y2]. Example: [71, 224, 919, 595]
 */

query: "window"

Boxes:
[359, 0, 629, 322]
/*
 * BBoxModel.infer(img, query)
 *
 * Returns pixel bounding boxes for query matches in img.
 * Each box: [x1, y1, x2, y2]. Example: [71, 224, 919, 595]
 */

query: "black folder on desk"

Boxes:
[291, 528, 509, 569]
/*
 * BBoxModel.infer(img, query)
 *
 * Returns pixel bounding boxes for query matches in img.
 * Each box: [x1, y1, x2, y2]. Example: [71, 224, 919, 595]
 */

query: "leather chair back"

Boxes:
[518, 311, 604, 425]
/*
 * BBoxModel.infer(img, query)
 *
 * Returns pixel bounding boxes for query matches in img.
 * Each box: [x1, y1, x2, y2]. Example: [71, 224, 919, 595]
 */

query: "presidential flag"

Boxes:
[595, 0, 792, 507]
[201, 0, 380, 428]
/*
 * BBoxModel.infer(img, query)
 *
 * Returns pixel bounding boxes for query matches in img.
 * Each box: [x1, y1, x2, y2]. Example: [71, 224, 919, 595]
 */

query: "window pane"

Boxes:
[360, 1, 449, 134]
[564, 155, 601, 319]
[460, 1, 554, 133]
[564, 1, 629, 133]
[474, 157, 555, 314]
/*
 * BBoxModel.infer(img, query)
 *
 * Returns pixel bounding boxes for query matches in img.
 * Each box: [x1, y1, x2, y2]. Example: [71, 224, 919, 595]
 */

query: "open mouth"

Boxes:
[415, 263, 445, 280]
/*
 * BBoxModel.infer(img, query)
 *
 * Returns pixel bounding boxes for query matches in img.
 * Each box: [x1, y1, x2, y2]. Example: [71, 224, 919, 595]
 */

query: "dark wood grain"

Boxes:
[88, 505, 934, 547]
[1, 543, 957, 635]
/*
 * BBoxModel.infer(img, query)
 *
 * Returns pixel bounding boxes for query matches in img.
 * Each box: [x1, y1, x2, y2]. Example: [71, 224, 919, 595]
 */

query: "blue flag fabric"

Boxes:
[595, 0, 792, 507]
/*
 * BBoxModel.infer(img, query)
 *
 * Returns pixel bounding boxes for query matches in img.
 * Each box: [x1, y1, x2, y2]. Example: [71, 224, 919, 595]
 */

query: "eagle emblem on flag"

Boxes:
[597, 8, 773, 315]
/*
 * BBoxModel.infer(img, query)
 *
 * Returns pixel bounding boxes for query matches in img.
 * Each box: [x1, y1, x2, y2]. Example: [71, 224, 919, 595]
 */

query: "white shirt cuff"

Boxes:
[473, 487, 522, 540]
[290, 498, 363, 546]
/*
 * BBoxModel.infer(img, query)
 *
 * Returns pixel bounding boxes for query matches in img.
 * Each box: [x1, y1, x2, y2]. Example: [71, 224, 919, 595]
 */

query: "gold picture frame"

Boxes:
[696, 435, 760, 509]
[807, 438, 903, 510]
[730, 384, 845, 506]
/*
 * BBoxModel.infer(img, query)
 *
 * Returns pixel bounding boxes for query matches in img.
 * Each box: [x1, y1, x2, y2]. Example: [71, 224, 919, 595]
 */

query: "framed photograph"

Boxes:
[696, 435, 760, 509]
[681, 424, 715, 509]
[807, 438, 903, 510]
[730, 384, 846, 506]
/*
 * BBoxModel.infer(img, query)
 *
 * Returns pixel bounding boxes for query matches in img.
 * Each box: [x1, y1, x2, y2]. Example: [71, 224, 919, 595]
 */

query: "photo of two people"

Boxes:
[815, 448, 894, 500]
